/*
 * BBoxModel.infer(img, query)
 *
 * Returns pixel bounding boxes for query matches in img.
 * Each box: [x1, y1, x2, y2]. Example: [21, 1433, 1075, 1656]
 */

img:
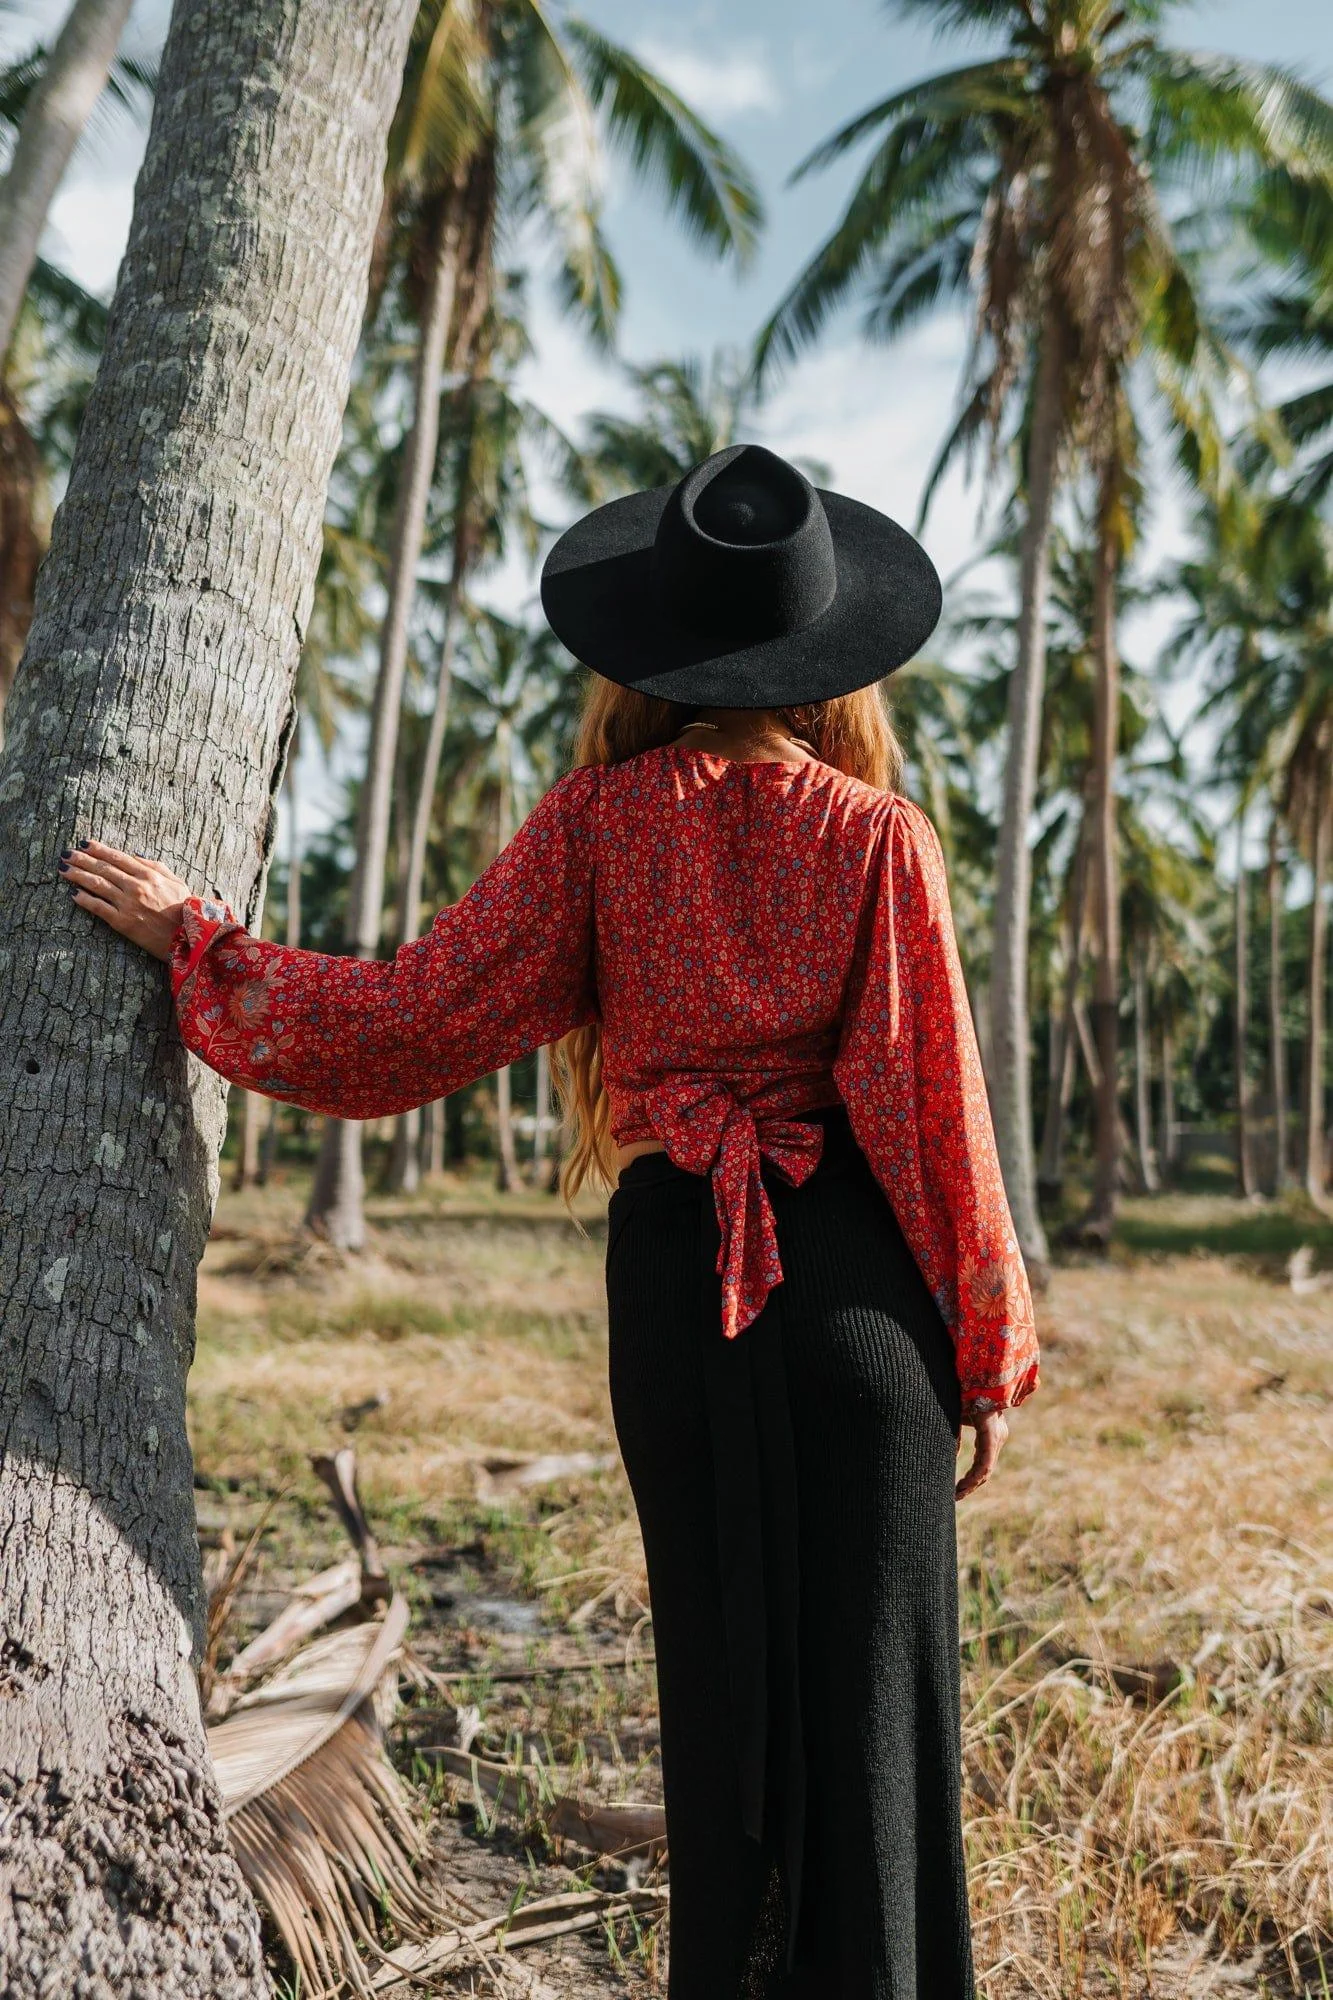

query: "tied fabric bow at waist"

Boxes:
[621, 1080, 829, 1338]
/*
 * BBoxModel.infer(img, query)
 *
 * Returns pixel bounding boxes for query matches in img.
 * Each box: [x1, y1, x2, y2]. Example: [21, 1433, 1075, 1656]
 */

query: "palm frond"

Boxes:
[210, 1599, 434, 2000]
[563, 17, 763, 265]
[790, 58, 1030, 183]
[1143, 51, 1333, 186]
[390, 0, 490, 191]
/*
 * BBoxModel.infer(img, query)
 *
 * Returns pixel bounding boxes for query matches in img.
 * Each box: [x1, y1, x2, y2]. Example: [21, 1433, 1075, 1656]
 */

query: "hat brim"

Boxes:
[540, 486, 942, 708]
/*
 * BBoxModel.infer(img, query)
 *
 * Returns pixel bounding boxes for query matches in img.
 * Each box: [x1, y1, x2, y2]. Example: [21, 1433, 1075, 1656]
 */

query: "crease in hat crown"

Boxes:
[537, 433, 943, 708]
[651, 445, 838, 646]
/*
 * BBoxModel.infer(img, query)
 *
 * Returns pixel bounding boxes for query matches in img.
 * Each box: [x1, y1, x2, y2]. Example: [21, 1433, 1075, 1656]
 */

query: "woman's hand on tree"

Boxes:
[59, 840, 197, 961]
[955, 1409, 1009, 1500]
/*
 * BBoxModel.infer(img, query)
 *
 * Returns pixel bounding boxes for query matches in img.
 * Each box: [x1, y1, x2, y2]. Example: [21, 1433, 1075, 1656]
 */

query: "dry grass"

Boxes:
[193, 1172, 1333, 1997]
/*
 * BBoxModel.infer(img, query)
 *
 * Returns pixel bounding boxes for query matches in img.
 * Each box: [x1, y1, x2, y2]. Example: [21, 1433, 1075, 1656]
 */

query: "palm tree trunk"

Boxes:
[495, 1062, 520, 1191]
[420, 1096, 443, 1176]
[1038, 801, 1089, 1196]
[232, 1087, 262, 1191]
[1234, 803, 1256, 1197]
[1304, 777, 1330, 1203]
[1086, 476, 1122, 1236]
[0, 391, 43, 739]
[1268, 813, 1289, 1193]
[0, 1, 412, 1988]
[0, 0, 137, 359]
[389, 570, 464, 1191]
[989, 311, 1066, 1282]
[1159, 1018, 1178, 1181]
[307, 189, 462, 1243]
[1132, 945, 1158, 1193]
[492, 716, 521, 1191]
[260, 741, 302, 1182]
[533, 1041, 554, 1189]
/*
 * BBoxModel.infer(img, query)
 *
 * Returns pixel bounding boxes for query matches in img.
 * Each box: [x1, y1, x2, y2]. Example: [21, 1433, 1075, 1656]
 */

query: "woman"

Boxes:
[61, 444, 1039, 1999]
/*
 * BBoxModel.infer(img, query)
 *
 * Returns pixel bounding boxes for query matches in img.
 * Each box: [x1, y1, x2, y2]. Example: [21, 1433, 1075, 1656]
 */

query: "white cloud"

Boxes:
[635, 37, 781, 120]
[756, 326, 988, 584]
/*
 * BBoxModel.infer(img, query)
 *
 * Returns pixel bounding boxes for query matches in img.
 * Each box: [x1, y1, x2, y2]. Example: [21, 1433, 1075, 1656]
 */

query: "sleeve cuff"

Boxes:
[960, 1361, 1041, 1422]
[169, 894, 243, 1004]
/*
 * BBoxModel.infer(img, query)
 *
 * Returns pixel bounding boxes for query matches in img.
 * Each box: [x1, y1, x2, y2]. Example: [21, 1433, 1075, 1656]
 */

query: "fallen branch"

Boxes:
[470, 1448, 619, 1502]
[421, 1744, 667, 1861]
[414, 1653, 656, 1687]
[371, 1885, 669, 1993]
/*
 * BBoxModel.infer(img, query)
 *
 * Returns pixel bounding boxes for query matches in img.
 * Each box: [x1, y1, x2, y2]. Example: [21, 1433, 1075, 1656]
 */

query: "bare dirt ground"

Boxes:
[193, 1170, 1333, 1998]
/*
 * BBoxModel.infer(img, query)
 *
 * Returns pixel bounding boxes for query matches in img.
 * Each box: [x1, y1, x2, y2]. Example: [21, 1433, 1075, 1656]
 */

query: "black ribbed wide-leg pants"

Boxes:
[606, 1108, 974, 2000]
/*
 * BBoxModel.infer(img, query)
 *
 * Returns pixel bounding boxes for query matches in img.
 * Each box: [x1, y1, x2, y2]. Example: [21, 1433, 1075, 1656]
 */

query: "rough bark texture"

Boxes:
[307, 202, 461, 1243]
[0, 2, 415, 1992]
[0, 0, 137, 359]
[989, 314, 1064, 1281]
[1268, 816, 1289, 1193]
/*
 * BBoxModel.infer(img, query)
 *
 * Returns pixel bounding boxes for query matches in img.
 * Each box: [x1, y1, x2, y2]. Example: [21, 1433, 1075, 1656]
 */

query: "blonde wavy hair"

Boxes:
[549, 677, 904, 1204]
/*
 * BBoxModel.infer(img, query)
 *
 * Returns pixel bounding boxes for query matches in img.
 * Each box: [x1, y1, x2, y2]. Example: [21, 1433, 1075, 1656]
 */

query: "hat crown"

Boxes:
[651, 445, 837, 647]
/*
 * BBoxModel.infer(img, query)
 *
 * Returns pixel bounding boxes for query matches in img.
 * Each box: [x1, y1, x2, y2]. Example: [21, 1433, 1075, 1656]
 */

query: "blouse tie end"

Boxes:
[645, 1082, 826, 1338]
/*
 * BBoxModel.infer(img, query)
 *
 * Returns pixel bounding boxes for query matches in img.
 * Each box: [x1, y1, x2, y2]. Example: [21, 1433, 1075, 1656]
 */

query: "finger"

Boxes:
[955, 1428, 1002, 1500]
[61, 856, 129, 902]
[79, 838, 157, 880]
[68, 885, 127, 929]
[64, 851, 143, 898]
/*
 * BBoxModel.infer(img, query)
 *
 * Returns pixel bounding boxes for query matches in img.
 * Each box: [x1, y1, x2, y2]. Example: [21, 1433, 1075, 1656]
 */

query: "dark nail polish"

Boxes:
[57, 859, 69, 873]
[77, 839, 89, 850]
[59, 848, 70, 860]
[68, 886, 79, 900]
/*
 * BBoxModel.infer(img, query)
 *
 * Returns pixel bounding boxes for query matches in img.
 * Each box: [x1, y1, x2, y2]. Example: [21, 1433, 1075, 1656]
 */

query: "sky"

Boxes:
[10, 0, 1333, 842]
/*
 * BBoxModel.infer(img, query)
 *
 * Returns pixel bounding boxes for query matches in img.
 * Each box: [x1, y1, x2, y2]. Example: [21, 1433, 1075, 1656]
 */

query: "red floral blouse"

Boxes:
[171, 744, 1039, 1417]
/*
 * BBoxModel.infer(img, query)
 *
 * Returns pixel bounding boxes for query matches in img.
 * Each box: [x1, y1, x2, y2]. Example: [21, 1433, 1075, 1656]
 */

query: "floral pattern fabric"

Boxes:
[171, 743, 1039, 1417]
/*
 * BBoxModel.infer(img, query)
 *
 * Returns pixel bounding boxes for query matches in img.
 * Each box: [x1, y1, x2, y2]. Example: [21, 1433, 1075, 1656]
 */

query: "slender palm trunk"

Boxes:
[1086, 479, 1122, 1235]
[1132, 944, 1158, 1192]
[1038, 801, 1089, 1196]
[1234, 805, 1256, 1197]
[232, 1087, 262, 1191]
[0, 2, 412, 1987]
[1268, 814, 1289, 1193]
[307, 193, 462, 1242]
[1304, 777, 1330, 1203]
[389, 570, 464, 1191]
[1159, 1018, 1178, 1181]
[0, 392, 43, 738]
[420, 1096, 444, 1176]
[533, 1041, 554, 1189]
[493, 719, 520, 1191]
[0, 0, 137, 358]
[495, 1062, 520, 1191]
[989, 311, 1066, 1281]
[260, 741, 302, 1182]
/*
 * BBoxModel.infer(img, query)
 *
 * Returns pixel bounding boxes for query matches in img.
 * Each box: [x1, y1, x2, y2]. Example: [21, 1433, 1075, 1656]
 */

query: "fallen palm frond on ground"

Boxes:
[209, 1599, 436, 1998]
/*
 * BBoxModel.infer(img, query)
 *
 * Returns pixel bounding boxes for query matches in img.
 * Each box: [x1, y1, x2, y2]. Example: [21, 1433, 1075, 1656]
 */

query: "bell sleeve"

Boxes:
[833, 796, 1040, 1420]
[169, 764, 599, 1119]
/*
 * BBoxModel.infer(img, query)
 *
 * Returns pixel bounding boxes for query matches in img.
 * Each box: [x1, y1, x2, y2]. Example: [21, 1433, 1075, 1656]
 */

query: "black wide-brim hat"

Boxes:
[540, 442, 942, 709]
